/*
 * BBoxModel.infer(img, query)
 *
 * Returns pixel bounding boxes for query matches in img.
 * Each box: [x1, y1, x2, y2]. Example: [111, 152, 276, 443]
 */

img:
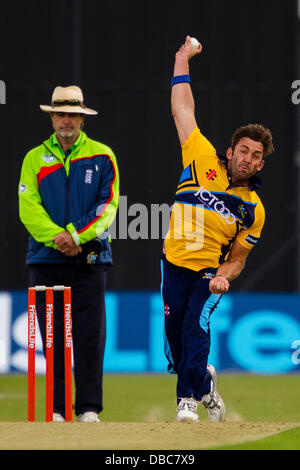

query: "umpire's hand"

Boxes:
[52, 231, 82, 257]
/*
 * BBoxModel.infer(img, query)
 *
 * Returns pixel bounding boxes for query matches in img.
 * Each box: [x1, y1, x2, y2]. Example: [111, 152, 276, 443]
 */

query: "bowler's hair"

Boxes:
[231, 124, 274, 158]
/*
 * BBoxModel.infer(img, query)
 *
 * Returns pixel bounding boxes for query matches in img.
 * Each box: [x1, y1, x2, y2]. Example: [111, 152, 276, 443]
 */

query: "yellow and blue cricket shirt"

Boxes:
[164, 127, 265, 271]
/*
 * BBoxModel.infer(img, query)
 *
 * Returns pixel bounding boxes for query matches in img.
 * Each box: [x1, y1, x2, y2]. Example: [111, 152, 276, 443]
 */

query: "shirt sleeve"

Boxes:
[181, 127, 216, 168]
[18, 151, 65, 248]
[236, 202, 265, 250]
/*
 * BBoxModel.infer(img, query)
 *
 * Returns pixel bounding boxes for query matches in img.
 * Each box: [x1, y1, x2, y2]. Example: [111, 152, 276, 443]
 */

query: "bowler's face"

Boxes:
[226, 137, 265, 184]
[51, 112, 84, 140]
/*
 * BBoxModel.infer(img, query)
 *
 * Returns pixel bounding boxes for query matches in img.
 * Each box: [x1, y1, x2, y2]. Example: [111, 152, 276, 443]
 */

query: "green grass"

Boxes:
[213, 426, 300, 450]
[1, 373, 300, 449]
[216, 373, 300, 423]
[1, 373, 300, 424]
[102, 373, 300, 423]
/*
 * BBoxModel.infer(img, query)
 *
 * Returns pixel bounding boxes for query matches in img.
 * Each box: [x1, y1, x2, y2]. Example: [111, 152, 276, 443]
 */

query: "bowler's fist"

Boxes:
[209, 275, 230, 294]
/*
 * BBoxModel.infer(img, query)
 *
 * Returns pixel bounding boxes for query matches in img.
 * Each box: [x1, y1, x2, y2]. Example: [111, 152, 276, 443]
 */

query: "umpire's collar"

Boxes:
[217, 153, 263, 191]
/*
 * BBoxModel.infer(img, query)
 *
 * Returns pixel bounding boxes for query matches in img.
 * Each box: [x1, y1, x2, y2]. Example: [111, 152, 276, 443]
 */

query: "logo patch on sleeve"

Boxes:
[19, 184, 28, 193]
[42, 154, 56, 163]
[245, 234, 259, 245]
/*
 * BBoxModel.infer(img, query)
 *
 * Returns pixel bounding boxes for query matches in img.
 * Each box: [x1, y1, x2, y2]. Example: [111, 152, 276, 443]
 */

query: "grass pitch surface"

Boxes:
[0, 373, 299, 450]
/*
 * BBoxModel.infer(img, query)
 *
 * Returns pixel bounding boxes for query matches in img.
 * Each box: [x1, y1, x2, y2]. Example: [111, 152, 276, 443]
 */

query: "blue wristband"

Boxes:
[171, 74, 191, 86]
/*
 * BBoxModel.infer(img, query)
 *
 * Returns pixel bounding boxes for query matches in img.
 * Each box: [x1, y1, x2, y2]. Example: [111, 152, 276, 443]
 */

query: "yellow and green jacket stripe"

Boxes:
[18, 131, 119, 265]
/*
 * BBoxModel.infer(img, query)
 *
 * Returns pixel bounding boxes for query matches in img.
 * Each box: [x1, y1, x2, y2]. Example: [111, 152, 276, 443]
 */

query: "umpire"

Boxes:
[18, 85, 119, 422]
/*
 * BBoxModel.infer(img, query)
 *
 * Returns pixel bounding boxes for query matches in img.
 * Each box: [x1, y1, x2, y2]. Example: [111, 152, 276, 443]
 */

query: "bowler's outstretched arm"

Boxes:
[171, 35, 202, 145]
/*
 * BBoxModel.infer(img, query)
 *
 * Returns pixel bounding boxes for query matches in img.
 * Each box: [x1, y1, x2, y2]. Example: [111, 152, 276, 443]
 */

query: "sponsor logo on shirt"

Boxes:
[239, 204, 248, 220]
[194, 186, 236, 225]
[85, 169, 93, 184]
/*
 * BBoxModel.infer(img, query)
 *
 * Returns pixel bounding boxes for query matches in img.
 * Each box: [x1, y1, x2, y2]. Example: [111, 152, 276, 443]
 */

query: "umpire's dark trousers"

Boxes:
[28, 262, 107, 418]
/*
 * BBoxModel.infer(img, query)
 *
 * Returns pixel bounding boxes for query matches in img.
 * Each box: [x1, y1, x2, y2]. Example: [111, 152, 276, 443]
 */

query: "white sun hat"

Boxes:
[40, 85, 98, 115]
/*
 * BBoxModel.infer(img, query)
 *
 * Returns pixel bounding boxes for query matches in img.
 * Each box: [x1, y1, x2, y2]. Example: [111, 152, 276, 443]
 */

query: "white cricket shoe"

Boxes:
[53, 413, 65, 422]
[202, 364, 226, 422]
[176, 397, 199, 422]
[77, 411, 100, 423]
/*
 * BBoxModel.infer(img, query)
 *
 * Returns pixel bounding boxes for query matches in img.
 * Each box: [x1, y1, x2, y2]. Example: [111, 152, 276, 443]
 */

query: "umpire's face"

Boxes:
[51, 112, 84, 141]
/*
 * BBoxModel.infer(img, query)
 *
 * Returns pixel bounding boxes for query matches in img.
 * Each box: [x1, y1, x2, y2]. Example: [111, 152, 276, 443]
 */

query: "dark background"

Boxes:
[0, 0, 299, 292]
